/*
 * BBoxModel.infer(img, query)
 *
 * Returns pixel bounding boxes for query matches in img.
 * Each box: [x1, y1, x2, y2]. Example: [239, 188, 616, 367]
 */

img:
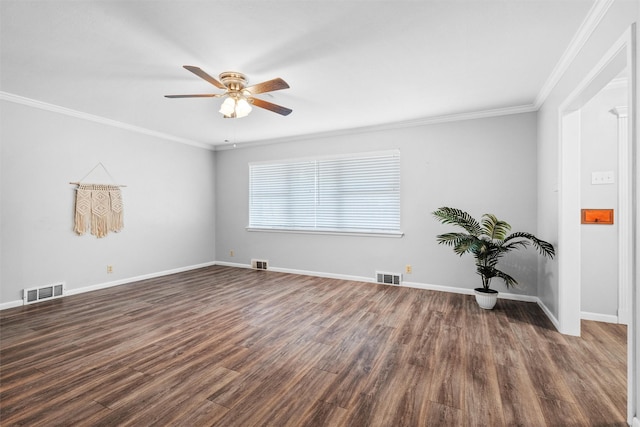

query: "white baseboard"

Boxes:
[66, 261, 217, 296]
[216, 262, 542, 304]
[494, 291, 539, 303]
[271, 266, 374, 284]
[402, 280, 474, 295]
[0, 299, 24, 311]
[0, 261, 216, 311]
[216, 261, 375, 284]
[214, 261, 252, 270]
[633, 416, 639, 427]
[402, 280, 539, 303]
[536, 299, 561, 332]
[580, 311, 619, 324]
[0, 261, 560, 333]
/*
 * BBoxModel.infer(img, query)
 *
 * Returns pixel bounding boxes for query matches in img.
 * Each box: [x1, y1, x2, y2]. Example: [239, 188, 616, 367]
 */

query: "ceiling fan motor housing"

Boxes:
[219, 71, 248, 92]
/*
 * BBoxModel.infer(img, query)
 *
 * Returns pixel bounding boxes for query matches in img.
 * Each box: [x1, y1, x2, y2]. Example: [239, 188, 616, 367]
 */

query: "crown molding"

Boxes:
[610, 105, 628, 118]
[1, 90, 534, 153]
[0, 91, 214, 151]
[215, 103, 537, 151]
[605, 76, 628, 90]
[534, 0, 615, 108]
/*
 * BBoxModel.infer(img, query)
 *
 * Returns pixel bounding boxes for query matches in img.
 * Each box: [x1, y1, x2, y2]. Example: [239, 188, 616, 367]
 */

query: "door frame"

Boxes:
[557, 25, 635, 424]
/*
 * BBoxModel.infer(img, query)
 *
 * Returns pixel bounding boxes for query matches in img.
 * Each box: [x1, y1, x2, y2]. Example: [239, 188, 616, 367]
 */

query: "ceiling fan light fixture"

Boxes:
[236, 98, 252, 118]
[219, 95, 252, 118]
[219, 96, 237, 118]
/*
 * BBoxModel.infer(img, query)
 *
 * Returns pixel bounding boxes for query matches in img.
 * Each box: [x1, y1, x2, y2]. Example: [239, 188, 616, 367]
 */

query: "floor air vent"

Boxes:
[23, 283, 65, 305]
[376, 271, 402, 285]
[251, 259, 269, 270]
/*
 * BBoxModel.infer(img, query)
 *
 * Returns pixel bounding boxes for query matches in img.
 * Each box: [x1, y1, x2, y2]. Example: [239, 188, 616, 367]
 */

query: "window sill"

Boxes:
[245, 227, 404, 238]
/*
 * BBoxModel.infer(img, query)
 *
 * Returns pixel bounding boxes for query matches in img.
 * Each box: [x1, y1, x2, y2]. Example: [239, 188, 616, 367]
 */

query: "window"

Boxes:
[248, 150, 401, 236]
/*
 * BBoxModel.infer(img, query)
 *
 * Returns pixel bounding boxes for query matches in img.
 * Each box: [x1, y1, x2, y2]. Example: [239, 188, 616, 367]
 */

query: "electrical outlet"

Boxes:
[405, 265, 412, 274]
[230, 250, 234, 257]
[107, 265, 113, 274]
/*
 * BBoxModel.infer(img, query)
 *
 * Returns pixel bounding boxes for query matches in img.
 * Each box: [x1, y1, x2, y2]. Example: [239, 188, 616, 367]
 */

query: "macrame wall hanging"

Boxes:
[70, 163, 125, 238]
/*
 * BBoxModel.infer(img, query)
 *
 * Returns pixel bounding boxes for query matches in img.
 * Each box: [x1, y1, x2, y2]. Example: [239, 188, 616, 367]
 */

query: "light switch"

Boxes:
[591, 171, 615, 185]
[602, 171, 615, 184]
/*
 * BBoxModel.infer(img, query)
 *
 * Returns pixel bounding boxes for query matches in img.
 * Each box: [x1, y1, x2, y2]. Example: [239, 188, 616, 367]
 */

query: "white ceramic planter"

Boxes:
[474, 288, 498, 310]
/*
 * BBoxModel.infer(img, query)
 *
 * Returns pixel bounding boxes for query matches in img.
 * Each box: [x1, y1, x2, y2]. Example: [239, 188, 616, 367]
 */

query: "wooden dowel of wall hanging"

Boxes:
[69, 182, 127, 187]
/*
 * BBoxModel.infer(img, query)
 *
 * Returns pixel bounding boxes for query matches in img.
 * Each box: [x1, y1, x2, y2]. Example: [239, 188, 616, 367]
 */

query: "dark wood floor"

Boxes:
[0, 266, 627, 426]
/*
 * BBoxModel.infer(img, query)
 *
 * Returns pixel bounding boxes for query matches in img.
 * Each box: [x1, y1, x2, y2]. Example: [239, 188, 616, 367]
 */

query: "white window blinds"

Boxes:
[249, 150, 401, 235]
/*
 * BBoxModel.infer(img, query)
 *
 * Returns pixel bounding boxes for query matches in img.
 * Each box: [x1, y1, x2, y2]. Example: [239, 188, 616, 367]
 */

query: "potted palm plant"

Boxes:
[432, 207, 555, 309]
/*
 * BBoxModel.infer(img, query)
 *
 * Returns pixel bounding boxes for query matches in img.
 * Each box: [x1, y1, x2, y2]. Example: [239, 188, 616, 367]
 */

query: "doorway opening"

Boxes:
[558, 26, 635, 424]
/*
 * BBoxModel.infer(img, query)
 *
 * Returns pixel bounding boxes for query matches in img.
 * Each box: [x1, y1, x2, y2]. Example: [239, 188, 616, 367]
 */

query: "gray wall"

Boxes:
[0, 100, 216, 305]
[216, 112, 540, 295]
[580, 84, 626, 317]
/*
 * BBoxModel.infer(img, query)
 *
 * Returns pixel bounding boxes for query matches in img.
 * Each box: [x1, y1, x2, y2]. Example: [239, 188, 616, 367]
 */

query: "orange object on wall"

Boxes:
[581, 209, 614, 224]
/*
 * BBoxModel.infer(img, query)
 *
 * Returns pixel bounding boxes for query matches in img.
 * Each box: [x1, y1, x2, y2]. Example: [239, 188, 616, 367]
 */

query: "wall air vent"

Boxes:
[251, 259, 269, 270]
[376, 271, 402, 285]
[23, 282, 65, 305]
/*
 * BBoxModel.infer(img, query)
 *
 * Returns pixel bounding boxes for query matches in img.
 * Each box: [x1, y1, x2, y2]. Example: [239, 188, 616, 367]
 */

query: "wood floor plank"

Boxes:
[295, 399, 349, 427]
[487, 304, 527, 369]
[583, 361, 626, 419]
[538, 396, 591, 427]
[0, 363, 46, 394]
[0, 265, 627, 426]
[112, 365, 238, 426]
[427, 321, 465, 410]
[317, 324, 394, 410]
[512, 323, 577, 403]
[423, 400, 464, 426]
[17, 396, 110, 427]
[580, 320, 627, 367]
[547, 340, 626, 425]
[366, 355, 432, 427]
[255, 367, 338, 426]
[1, 364, 140, 425]
[462, 343, 506, 426]
[495, 364, 548, 426]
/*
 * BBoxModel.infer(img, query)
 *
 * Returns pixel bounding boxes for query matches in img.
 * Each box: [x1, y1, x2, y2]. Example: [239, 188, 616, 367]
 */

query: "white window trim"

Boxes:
[245, 226, 404, 238]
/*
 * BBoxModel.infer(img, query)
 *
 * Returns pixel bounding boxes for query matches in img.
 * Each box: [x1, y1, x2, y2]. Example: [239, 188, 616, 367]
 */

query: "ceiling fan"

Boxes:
[165, 65, 292, 118]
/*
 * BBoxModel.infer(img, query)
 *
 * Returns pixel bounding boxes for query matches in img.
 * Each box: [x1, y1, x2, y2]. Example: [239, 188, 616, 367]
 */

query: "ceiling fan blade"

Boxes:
[164, 94, 219, 98]
[183, 65, 226, 90]
[251, 98, 292, 116]
[245, 78, 290, 95]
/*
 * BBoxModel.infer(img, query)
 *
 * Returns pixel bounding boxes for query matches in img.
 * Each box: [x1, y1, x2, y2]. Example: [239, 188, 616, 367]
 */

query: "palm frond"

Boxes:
[470, 239, 492, 257]
[501, 239, 530, 252]
[436, 233, 478, 256]
[493, 269, 519, 288]
[432, 207, 482, 236]
[505, 232, 555, 259]
[481, 214, 511, 241]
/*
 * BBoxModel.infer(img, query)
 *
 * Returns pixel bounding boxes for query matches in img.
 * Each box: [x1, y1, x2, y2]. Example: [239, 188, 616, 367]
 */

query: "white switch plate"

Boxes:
[591, 171, 615, 185]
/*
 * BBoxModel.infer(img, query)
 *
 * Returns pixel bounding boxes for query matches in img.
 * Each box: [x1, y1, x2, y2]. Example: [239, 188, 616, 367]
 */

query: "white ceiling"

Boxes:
[1, 1, 595, 149]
